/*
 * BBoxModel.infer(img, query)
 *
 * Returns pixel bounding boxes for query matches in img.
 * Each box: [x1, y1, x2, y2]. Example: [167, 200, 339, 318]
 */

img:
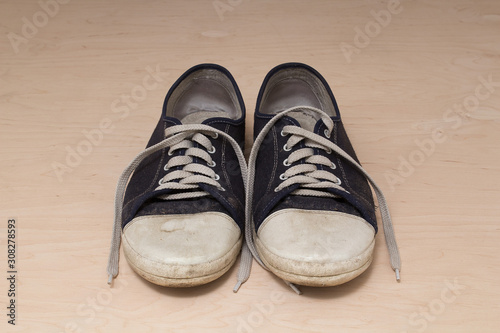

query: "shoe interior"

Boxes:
[259, 66, 337, 131]
[165, 68, 243, 123]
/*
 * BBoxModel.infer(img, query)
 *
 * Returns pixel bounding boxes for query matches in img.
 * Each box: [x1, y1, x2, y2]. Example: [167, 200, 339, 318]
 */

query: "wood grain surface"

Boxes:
[1, 0, 499, 332]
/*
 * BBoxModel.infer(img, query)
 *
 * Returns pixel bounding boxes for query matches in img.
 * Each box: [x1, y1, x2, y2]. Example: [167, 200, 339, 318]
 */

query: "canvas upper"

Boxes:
[107, 64, 247, 287]
[234, 63, 401, 291]
[252, 63, 377, 233]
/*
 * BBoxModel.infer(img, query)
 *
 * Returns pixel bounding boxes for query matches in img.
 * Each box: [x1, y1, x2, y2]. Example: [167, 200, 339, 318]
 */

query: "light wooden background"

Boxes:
[1, 0, 499, 332]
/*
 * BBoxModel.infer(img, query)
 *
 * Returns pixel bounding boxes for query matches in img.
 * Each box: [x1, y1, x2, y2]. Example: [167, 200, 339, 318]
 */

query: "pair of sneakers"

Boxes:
[107, 63, 401, 293]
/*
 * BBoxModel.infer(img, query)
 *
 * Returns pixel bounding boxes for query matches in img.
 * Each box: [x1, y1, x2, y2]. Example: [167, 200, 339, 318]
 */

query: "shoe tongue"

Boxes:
[288, 108, 322, 132]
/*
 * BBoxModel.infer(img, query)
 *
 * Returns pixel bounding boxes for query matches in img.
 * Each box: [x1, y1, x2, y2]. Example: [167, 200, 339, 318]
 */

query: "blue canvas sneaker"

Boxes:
[107, 64, 247, 287]
[235, 63, 401, 292]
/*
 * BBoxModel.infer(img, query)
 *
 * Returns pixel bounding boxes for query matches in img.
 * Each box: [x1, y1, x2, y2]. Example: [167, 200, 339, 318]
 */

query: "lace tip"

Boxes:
[285, 281, 302, 295]
[291, 285, 302, 295]
[395, 268, 401, 282]
[108, 274, 114, 285]
[233, 281, 242, 293]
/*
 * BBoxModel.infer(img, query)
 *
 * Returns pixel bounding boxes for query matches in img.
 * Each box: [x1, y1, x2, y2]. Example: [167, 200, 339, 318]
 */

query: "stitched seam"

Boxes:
[221, 124, 232, 192]
[335, 124, 372, 208]
[256, 124, 291, 224]
[254, 127, 278, 214]
[205, 119, 243, 126]
[318, 123, 326, 172]
[266, 127, 279, 193]
[123, 122, 167, 211]
[216, 189, 238, 217]
[207, 123, 244, 210]
[335, 124, 352, 192]
[258, 186, 282, 225]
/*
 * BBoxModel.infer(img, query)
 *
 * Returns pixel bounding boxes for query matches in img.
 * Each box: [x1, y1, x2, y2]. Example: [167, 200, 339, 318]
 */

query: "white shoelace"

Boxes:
[107, 124, 248, 284]
[234, 106, 401, 294]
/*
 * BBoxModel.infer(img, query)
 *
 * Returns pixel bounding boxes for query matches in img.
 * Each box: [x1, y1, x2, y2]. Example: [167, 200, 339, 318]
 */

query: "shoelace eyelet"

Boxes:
[163, 164, 169, 171]
[107, 124, 254, 289]
[208, 146, 216, 154]
[279, 173, 288, 180]
[335, 178, 341, 185]
[211, 133, 218, 139]
[208, 160, 216, 167]
[324, 129, 331, 138]
[280, 129, 287, 137]
[283, 144, 291, 152]
[330, 162, 336, 170]
[283, 158, 291, 166]
[213, 174, 220, 181]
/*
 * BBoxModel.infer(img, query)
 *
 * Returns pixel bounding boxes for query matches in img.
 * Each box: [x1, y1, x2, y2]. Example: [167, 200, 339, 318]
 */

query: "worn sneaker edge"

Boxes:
[123, 213, 242, 287]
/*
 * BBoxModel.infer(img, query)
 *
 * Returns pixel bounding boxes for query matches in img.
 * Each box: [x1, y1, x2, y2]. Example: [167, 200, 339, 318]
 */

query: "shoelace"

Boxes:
[234, 106, 401, 294]
[107, 124, 248, 284]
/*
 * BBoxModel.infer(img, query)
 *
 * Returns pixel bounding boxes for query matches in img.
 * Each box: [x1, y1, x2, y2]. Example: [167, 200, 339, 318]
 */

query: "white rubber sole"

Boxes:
[256, 236, 374, 287]
[122, 213, 242, 287]
[123, 235, 242, 287]
[255, 209, 376, 287]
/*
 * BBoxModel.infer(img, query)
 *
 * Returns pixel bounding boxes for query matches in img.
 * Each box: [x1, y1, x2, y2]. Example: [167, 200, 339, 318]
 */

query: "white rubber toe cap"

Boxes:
[256, 209, 375, 285]
[122, 212, 241, 286]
